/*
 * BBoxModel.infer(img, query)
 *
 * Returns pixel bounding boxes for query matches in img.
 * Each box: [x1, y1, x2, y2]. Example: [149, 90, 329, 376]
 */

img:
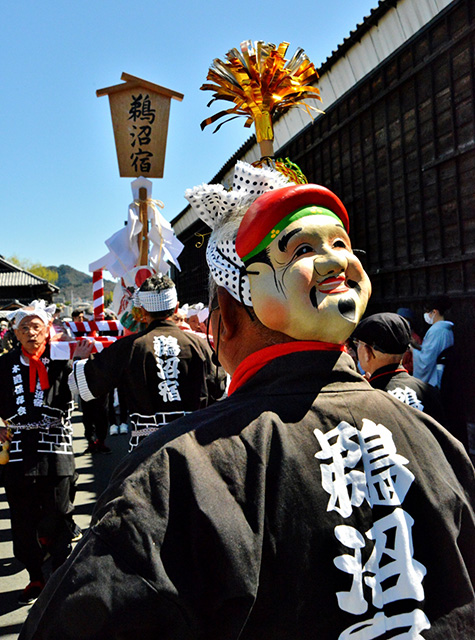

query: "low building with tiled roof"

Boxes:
[0, 255, 59, 317]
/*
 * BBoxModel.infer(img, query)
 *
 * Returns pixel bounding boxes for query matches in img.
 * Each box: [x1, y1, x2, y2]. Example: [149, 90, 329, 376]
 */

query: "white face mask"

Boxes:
[424, 312, 434, 325]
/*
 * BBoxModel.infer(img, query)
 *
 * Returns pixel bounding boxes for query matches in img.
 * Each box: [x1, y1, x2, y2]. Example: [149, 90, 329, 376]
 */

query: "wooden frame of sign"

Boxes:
[97, 73, 184, 179]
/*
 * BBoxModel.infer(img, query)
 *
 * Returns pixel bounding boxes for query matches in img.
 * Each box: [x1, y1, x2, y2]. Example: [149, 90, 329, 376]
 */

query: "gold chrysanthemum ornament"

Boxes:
[200, 40, 323, 161]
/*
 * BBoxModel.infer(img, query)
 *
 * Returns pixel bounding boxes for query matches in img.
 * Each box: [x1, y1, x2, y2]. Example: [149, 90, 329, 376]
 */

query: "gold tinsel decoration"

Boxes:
[200, 41, 323, 144]
[253, 157, 308, 184]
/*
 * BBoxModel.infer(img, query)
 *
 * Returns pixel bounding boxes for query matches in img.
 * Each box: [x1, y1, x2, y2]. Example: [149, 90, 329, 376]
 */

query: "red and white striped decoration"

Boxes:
[50, 337, 120, 360]
[65, 320, 123, 334]
[93, 269, 104, 320]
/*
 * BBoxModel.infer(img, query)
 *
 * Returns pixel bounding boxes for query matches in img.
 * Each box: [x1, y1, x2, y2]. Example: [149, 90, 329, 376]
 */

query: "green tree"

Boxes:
[8, 255, 59, 285]
[104, 291, 113, 308]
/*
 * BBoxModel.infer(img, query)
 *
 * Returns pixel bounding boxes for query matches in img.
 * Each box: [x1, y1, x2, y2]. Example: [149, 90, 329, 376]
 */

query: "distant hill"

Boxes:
[48, 264, 115, 304]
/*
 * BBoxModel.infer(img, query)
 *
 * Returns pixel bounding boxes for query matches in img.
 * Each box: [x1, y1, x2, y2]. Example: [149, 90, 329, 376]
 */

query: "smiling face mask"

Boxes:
[236, 185, 371, 343]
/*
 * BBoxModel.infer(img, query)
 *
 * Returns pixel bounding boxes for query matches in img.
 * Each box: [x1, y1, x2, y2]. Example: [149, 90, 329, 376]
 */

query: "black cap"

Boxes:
[352, 312, 411, 354]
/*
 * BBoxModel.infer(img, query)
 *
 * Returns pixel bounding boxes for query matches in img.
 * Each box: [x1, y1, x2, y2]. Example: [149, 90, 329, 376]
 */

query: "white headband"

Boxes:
[186, 302, 204, 318]
[132, 287, 178, 312]
[185, 161, 293, 305]
[197, 308, 209, 323]
[8, 300, 56, 329]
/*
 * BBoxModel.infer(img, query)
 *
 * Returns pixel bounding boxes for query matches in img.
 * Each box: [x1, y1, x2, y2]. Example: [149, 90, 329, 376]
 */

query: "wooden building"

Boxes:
[171, 0, 475, 432]
[0, 255, 59, 316]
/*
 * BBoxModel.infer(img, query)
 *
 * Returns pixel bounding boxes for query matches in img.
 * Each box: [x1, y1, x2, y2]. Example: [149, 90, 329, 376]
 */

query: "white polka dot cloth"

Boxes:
[185, 161, 293, 305]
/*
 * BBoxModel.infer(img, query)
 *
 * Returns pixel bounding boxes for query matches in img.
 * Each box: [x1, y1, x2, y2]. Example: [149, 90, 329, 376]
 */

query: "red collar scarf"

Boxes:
[22, 343, 50, 393]
[228, 341, 345, 396]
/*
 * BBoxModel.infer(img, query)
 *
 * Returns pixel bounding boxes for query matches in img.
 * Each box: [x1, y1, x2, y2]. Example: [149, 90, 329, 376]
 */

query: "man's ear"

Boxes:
[139, 308, 152, 325]
[216, 287, 247, 341]
[365, 344, 376, 360]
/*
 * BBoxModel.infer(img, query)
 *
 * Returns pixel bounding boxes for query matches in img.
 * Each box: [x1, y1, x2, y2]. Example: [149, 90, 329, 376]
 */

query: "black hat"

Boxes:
[352, 312, 411, 354]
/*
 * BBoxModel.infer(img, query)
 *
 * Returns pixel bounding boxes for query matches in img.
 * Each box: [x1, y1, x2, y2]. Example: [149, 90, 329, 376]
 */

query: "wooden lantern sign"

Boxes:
[97, 72, 184, 179]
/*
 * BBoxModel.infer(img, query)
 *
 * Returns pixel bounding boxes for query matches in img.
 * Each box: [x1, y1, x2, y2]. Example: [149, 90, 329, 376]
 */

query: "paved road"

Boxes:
[0, 412, 129, 639]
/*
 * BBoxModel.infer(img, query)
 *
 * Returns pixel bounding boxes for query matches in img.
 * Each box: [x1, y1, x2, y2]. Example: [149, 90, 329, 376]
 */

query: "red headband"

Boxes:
[235, 184, 349, 261]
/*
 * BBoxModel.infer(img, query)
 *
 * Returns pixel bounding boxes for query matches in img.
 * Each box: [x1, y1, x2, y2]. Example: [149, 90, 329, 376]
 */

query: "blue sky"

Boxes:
[0, 0, 378, 277]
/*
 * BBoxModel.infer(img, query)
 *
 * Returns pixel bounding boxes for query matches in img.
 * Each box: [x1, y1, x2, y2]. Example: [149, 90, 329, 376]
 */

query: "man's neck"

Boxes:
[22, 341, 48, 357]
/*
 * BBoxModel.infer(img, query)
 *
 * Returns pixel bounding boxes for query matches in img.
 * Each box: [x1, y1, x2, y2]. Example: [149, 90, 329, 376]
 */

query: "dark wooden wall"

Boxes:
[282, 0, 475, 310]
[171, 219, 210, 305]
[279, 0, 475, 426]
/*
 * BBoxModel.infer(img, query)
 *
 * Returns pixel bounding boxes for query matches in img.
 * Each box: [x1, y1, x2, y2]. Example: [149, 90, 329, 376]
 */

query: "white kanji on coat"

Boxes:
[156, 356, 180, 380]
[33, 389, 44, 407]
[153, 335, 181, 357]
[158, 380, 181, 403]
[334, 509, 426, 615]
[314, 419, 415, 516]
[358, 419, 415, 507]
[334, 525, 367, 615]
[314, 421, 368, 517]
[338, 609, 430, 639]
[388, 386, 424, 412]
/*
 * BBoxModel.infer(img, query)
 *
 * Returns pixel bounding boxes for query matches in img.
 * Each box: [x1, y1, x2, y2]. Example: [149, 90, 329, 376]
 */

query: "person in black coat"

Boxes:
[20, 166, 475, 639]
[352, 312, 446, 424]
[70, 274, 226, 453]
[0, 301, 76, 605]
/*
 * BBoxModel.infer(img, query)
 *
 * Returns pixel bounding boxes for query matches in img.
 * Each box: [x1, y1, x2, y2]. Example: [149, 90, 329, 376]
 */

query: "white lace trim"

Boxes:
[73, 359, 95, 402]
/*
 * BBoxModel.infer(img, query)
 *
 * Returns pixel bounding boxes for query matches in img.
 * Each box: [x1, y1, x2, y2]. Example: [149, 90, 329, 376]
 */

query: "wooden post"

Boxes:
[138, 187, 149, 266]
[259, 139, 274, 159]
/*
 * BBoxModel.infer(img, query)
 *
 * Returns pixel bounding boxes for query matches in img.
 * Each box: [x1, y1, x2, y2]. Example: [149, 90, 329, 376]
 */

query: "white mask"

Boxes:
[424, 312, 434, 325]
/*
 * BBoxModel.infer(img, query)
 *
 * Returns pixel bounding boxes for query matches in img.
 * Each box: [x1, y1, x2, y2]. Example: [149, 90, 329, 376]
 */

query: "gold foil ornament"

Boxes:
[200, 40, 322, 156]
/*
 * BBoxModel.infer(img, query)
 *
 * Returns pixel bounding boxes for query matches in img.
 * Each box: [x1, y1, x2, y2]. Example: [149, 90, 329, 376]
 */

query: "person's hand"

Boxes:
[57, 327, 75, 342]
[72, 339, 95, 360]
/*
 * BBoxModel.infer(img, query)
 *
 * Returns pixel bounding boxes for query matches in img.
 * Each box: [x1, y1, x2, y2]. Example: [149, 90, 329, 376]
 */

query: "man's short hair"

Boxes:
[139, 274, 175, 293]
[352, 312, 411, 355]
[424, 295, 452, 315]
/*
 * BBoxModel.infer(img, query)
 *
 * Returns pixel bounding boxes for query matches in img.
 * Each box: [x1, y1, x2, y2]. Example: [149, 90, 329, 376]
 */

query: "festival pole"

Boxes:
[50, 75, 184, 360]
[92, 269, 105, 320]
[138, 187, 149, 266]
[97, 73, 183, 270]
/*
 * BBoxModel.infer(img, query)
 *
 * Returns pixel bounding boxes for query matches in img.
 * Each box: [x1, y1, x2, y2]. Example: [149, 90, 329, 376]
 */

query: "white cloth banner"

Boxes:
[89, 178, 183, 278]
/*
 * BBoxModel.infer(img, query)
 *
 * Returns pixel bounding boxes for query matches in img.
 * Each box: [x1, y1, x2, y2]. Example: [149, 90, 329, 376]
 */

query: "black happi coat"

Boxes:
[368, 363, 446, 424]
[0, 345, 74, 476]
[73, 319, 224, 418]
[21, 351, 475, 640]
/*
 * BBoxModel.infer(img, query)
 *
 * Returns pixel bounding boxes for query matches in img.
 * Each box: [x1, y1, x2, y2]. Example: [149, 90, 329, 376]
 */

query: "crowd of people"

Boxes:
[0, 162, 473, 639]
[0, 292, 225, 604]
